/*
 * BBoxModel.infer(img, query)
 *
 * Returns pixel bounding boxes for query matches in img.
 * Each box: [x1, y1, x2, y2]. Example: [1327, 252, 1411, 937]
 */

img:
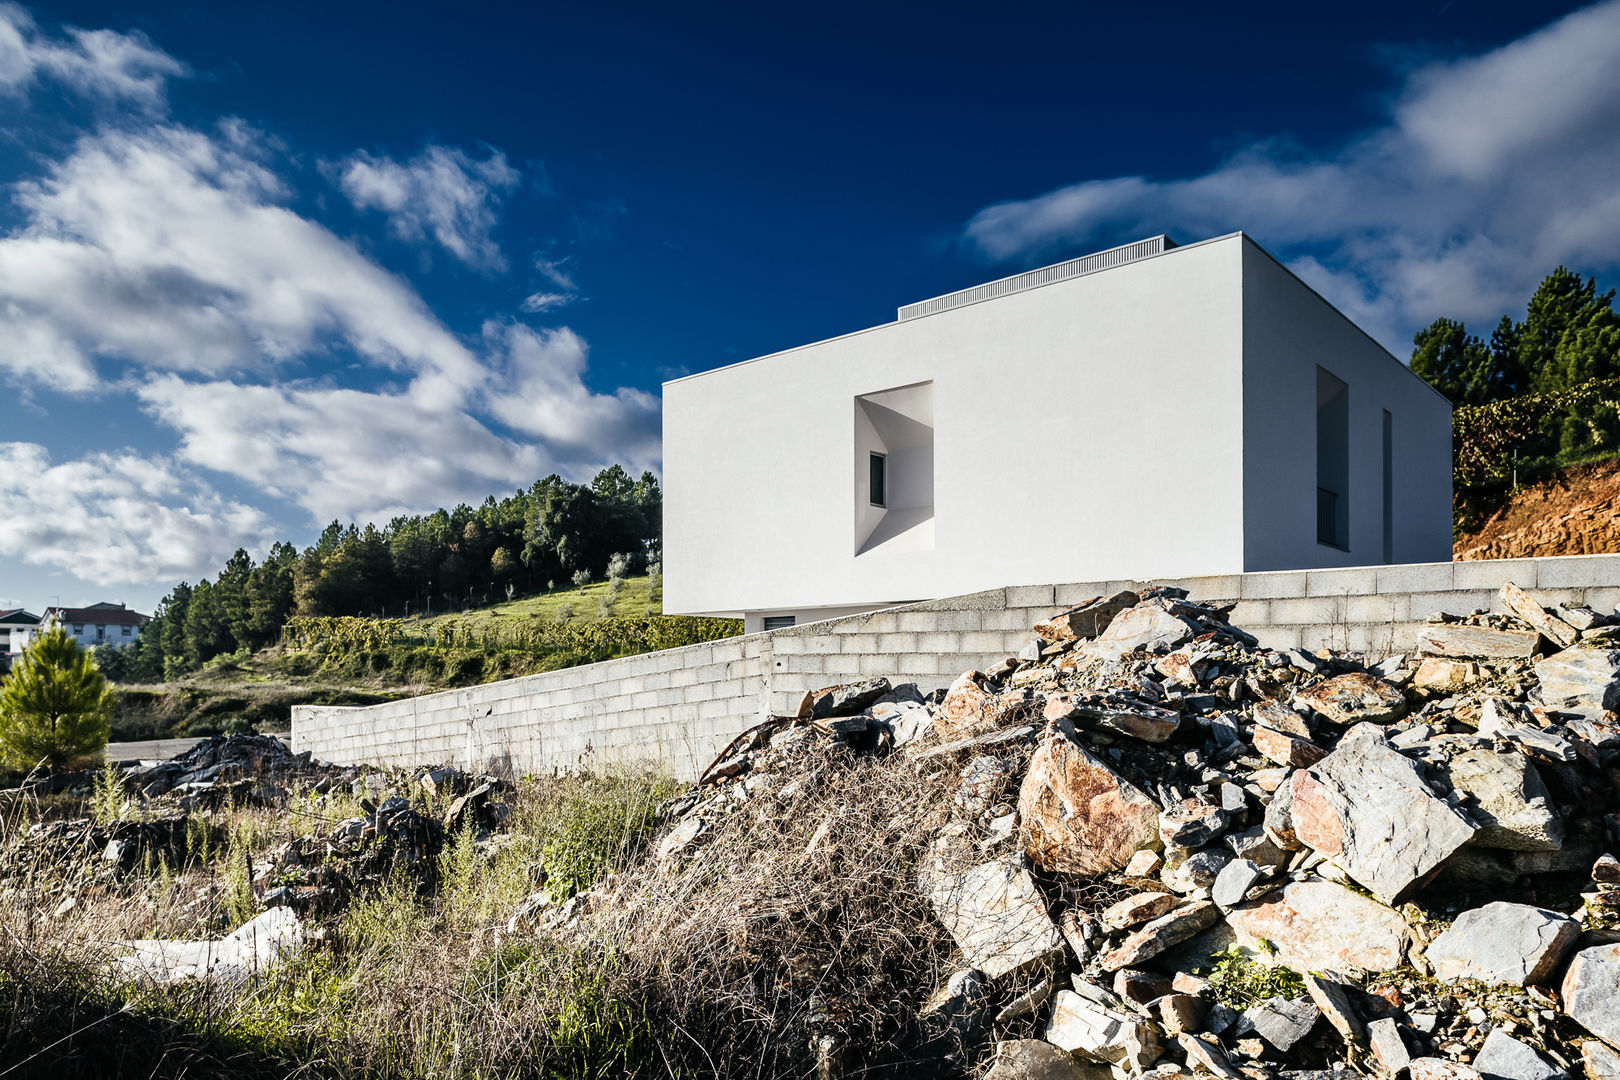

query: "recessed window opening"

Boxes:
[1382, 410, 1394, 563]
[762, 615, 796, 631]
[1316, 367, 1350, 550]
[868, 452, 887, 508]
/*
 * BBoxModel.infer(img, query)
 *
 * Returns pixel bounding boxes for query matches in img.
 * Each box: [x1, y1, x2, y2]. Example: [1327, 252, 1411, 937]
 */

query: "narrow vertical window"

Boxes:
[1382, 409, 1394, 564]
[868, 452, 887, 508]
[1316, 367, 1349, 549]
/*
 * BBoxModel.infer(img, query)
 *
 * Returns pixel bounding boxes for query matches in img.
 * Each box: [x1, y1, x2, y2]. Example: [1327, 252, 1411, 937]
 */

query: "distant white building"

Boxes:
[43, 602, 150, 650]
[663, 232, 1453, 631]
[0, 609, 41, 655]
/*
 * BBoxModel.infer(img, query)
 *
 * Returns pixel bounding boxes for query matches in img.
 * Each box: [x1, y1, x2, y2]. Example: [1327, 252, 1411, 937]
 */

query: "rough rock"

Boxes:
[1583, 1042, 1620, 1080]
[1535, 647, 1620, 717]
[1253, 724, 1328, 768]
[1019, 718, 1160, 878]
[1100, 890, 1178, 931]
[935, 671, 996, 740]
[1561, 943, 1620, 1050]
[928, 860, 1066, 979]
[1045, 985, 1162, 1068]
[1159, 798, 1230, 849]
[1369, 1016, 1412, 1076]
[1243, 996, 1319, 1053]
[811, 677, 892, 719]
[1422, 737, 1563, 852]
[1098, 900, 1219, 971]
[1211, 858, 1263, 909]
[1085, 602, 1198, 663]
[1035, 592, 1140, 642]
[1295, 673, 1409, 726]
[1225, 880, 1412, 975]
[1177, 1033, 1245, 1080]
[1413, 658, 1481, 691]
[1418, 625, 1541, 660]
[1473, 1029, 1568, 1080]
[1499, 583, 1579, 649]
[1411, 1062, 1484, 1080]
[1302, 971, 1366, 1049]
[1288, 728, 1478, 904]
[983, 1039, 1112, 1080]
[1426, 902, 1580, 987]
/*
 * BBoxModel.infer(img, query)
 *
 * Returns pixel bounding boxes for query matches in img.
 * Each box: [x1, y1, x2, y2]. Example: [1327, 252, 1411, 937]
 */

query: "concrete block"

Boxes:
[1241, 571, 1309, 599]
[1306, 567, 1380, 597]
[628, 691, 661, 711]
[838, 634, 881, 653]
[1268, 596, 1349, 625]
[1347, 593, 1409, 624]
[891, 653, 945, 676]
[914, 631, 962, 652]
[874, 632, 919, 653]
[1179, 574, 1245, 603]
[1538, 554, 1620, 588]
[1251, 625, 1302, 650]
[1226, 599, 1270, 627]
[769, 634, 806, 654]
[821, 654, 862, 676]
[774, 654, 827, 676]
[860, 612, 902, 634]
[958, 630, 1016, 653]
[1451, 558, 1538, 590]
[1375, 562, 1454, 593]
[1052, 581, 1111, 607]
[1006, 584, 1056, 608]
[1584, 586, 1620, 616]
[697, 700, 733, 721]
[980, 609, 1037, 631]
[1407, 589, 1497, 619]
[669, 667, 699, 688]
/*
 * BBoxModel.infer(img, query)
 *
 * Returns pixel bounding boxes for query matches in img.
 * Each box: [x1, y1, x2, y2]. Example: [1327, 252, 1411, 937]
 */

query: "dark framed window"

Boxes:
[762, 615, 796, 631]
[868, 452, 887, 508]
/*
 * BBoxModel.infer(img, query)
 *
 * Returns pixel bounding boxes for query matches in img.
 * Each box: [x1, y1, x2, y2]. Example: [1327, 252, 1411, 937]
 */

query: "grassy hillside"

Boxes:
[111, 575, 739, 742]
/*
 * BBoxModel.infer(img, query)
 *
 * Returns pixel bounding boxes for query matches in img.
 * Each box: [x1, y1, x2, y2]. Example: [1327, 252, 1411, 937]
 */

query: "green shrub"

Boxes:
[535, 774, 679, 903]
[0, 623, 115, 770]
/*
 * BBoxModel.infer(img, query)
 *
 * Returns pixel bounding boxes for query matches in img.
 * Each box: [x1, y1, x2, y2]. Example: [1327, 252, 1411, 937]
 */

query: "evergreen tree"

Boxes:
[0, 623, 115, 770]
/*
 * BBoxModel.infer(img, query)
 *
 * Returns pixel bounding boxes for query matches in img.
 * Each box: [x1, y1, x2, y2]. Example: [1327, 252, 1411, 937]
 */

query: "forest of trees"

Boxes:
[1411, 266, 1620, 461]
[106, 465, 662, 682]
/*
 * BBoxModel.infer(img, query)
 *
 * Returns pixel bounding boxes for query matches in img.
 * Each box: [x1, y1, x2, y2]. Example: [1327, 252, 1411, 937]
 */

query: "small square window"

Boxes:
[122, 625, 132, 636]
[868, 452, 887, 508]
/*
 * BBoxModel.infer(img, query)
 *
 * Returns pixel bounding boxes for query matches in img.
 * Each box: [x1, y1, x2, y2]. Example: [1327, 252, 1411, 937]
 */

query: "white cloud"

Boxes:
[0, 4, 185, 107]
[332, 145, 519, 271]
[520, 291, 572, 313]
[0, 442, 273, 585]
[961, 0, 1620, 350]
[533, 254, 577, 292]
[483, 322, 660, 470]
[0, 117, 660, 559]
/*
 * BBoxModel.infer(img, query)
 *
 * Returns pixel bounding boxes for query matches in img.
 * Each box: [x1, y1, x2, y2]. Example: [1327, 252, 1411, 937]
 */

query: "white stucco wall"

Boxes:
[1239, 242, 1453, 570]
[664, 235, 1250, 619]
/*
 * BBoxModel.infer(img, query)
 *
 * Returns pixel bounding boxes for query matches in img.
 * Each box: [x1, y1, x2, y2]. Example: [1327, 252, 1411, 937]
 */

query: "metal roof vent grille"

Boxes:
[897, 235, 1177, 321]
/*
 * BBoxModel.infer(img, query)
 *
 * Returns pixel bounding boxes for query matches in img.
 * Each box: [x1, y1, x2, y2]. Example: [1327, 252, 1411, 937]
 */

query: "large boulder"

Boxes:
[1499, 583, 1579, 649]
[1423, 737, 1563, 852]
[1045, 983, 1162, 1069]
[1561, 943, 1620, 1050]
[928, 860, 1066, 980]
[984, 1039, 1112, 1080]
[1019, 719, 1160, 878]
[1097, 901, 1219, 971]
[1426, 902, 1580, 987]
[935, 672, 996, 740]
[1035, 592, 1140, 642]
[1294, 673, 1408, 726]
[1085, 602, 1198, 663]
[1289, 727, 1477, 904]
[1418, 625, 1540, 660]
[1224, 879, 1412, 975]
[1535, 647, 1620, 719]
[1473, 1029, 1569, 1080]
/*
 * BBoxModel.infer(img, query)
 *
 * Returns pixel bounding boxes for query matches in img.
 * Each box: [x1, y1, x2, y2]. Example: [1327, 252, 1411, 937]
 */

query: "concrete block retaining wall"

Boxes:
[291, 553, 1620, 779]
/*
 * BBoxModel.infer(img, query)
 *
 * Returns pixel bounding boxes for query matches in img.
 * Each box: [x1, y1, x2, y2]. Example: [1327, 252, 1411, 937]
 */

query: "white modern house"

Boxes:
[0, 609, 41, 655]
[662, 232, 1453, 632]
[43, 602, 150, 650]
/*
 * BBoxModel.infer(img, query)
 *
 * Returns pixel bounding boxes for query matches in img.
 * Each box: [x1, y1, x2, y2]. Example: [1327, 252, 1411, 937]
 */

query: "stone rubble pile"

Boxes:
[0, 734, 514, 922]
[644, 583, 1620, 1080]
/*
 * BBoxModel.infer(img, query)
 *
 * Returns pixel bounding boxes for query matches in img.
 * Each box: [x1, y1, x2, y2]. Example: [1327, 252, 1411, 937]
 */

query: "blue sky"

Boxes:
[1, 0, 1618, 613]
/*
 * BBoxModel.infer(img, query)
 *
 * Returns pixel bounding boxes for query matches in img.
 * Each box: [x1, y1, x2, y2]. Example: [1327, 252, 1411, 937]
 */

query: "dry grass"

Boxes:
[0, 739, 995, 1079]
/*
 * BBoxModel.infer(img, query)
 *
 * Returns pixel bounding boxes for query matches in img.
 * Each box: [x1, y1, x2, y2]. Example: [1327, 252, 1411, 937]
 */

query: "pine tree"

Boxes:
[0, 623, 115, 770]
